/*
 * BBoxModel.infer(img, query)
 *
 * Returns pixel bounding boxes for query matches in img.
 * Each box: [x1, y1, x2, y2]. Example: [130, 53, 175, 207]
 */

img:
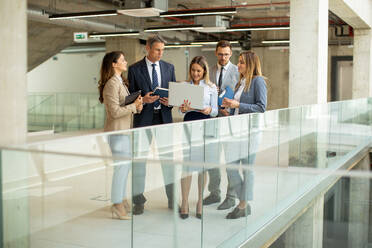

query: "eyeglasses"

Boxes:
[217, 53, 231, 57]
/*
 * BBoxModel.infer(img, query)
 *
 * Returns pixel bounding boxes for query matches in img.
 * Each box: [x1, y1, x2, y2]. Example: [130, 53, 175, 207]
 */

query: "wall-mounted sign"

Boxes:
[73, 32, 88, 42]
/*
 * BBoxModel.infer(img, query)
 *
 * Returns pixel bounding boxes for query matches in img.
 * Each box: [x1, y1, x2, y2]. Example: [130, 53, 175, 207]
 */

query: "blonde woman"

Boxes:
[222, 51, 267, 219]
[98, 51, 143, 220]
[179, 56, 218, 219]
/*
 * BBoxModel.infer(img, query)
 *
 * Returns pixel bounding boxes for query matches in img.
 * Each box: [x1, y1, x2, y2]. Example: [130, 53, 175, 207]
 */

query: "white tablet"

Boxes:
[168, 82, 204, 110]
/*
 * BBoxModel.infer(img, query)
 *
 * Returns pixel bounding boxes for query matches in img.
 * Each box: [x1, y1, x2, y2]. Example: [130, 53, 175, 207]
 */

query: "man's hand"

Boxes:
[143, 92, 159, 104]
[159, 97, 169, 106]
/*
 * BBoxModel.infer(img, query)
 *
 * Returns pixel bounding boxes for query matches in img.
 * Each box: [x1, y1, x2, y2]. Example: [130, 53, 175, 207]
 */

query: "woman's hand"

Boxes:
[180, 99, 192, 113]
[219, 108, 230, 116]
[200, 107, 212, 115]
[222, 98, 239, 109]
[134, 95, 143, 112]
[159, 97, 169, 106]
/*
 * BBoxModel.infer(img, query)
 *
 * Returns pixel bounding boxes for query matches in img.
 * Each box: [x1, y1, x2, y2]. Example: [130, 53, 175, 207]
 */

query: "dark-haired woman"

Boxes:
[179, 56, 218, 219]
[98, 51, 143, 220]
[222, 51, 267, 219]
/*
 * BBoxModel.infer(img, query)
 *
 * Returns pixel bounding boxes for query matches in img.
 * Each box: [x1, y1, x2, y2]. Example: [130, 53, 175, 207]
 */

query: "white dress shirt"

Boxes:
[145, 57, 162, 109]
[145, 57, 162, 88]
[216, 61, 232, 86]
[234, 78, 245, 115]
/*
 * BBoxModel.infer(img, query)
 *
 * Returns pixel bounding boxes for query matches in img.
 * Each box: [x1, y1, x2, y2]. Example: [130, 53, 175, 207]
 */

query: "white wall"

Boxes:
[27, 47, 205, 93]
[27, 52, 104, 93]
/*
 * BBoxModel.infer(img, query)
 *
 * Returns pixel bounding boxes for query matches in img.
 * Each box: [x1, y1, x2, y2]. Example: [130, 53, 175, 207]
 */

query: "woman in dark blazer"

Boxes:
[222, 51, 267, 219]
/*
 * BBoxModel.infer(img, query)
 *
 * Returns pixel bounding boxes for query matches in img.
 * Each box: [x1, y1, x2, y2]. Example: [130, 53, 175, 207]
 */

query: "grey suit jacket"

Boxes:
[231, 76, 267, 115]
[209, 62, 240, 91]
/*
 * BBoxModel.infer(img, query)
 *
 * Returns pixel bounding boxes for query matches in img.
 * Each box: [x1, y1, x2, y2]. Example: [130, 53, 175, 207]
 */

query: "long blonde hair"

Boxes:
[236, 51, 263, 92]
[188, 56, 214, 87]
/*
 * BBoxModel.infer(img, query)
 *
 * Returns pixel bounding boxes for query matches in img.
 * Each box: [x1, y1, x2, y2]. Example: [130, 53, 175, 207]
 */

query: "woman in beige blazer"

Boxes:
[98, 51, 142, 220]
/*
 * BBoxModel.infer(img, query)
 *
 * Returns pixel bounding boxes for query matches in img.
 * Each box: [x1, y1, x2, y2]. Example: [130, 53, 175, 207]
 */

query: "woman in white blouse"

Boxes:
[222, 51, 267, 219]
[179, 56, 218, 219]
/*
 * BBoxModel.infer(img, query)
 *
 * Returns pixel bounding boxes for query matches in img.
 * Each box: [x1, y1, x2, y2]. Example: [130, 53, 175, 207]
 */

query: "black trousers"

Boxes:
[132, 112, 175, 205]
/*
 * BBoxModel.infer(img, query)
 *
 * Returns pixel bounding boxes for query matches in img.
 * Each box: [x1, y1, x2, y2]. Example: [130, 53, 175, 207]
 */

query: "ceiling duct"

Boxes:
[118, 0, 168, 17]
[195, 15, 229, 33]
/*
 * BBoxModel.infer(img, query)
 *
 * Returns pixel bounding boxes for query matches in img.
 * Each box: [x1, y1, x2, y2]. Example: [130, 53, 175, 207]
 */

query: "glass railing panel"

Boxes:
[1, 147, 133, 248]
[275, 107, 303, 215]
[28, 94, 56, 132]
[130, 125, 184, 248]
[202, 114, 250, 247]
[27, 92, 105, 133]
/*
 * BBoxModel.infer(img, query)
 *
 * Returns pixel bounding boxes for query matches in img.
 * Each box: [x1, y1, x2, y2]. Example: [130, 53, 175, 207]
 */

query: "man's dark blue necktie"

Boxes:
[152, 63, 160, 107]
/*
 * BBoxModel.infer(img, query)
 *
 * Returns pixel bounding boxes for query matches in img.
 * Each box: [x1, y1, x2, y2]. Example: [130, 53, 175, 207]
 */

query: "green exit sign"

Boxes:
[74, 32, 88, 42]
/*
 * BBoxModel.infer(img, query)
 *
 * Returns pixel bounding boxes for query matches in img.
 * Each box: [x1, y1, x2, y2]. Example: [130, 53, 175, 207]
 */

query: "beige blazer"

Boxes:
[103, 75, 138, 132]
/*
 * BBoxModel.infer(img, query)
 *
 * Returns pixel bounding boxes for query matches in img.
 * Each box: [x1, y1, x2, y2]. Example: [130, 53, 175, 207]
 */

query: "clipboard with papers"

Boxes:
[168, 82, 204, 110]
[218, 86, 234, 106]
[120, 90, 141, 106]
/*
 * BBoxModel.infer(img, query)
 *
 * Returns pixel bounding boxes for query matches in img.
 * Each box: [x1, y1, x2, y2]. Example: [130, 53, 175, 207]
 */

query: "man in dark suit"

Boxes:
[128, 35, 176, 215]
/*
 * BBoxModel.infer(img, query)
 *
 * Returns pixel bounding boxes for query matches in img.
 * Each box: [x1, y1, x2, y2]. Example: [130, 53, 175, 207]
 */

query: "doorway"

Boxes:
[331, 56, 353, 101]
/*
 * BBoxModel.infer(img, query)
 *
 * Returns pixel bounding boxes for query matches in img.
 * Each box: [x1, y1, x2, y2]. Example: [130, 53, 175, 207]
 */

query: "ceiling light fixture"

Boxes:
[49, 10, 118, 20]
[144, 25, 203, 32]
[191, 41, 239, 45]
[261, 40, 290, 44]
[165, 44, 203, 48]
[227, 26, 290, 32]
[89, 31, 140, 38]
[160, 8, 237, 17]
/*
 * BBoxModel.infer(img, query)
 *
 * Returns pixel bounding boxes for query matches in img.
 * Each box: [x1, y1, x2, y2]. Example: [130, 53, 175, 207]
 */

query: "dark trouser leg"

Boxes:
[161, 160, 174, 203]
[207, 168, 221, 197]
[132, 160, 147, 205]
[153, 112, 175, 203]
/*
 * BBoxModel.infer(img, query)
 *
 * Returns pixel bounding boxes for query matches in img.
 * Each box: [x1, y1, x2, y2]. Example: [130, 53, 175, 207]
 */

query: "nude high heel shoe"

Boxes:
[122, 199, 131, 213]
[111, 205, 131, 220]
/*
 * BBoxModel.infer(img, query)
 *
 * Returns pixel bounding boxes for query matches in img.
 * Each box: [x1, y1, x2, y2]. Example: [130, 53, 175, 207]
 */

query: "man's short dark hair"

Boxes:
[216, 40, 232, 51]
[146, 35, 167, 48]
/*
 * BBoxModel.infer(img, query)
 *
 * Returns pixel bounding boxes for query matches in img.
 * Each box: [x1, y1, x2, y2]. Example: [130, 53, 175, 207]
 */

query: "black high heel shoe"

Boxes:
[196, 205, 202, 219]
[179, 205, 189, 219]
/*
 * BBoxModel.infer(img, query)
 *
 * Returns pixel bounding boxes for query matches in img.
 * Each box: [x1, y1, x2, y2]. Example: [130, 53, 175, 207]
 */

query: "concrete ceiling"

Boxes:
[26, 0, 351, 71]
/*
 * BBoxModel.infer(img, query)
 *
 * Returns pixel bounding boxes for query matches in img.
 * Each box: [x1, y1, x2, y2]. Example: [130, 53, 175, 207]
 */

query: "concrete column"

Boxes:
[0, 0, 27, 145]
[352, 29, 372, 99]
[105, 37, 145, 69]
[289, 0, 328, 107]
[284, 195, 324, 248]
[0, 1, 28, 247]
[348, 155, 370, 247]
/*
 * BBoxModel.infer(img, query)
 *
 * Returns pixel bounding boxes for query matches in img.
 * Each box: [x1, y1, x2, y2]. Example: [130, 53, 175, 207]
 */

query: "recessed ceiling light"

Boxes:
[144, 25, 203, 32]
[227, 26, 290, 32]
[160, 8, 237, 17]
[89, 31, 140, 38]
[49, 10, 118, 20]
[261, 40, 290, 44]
